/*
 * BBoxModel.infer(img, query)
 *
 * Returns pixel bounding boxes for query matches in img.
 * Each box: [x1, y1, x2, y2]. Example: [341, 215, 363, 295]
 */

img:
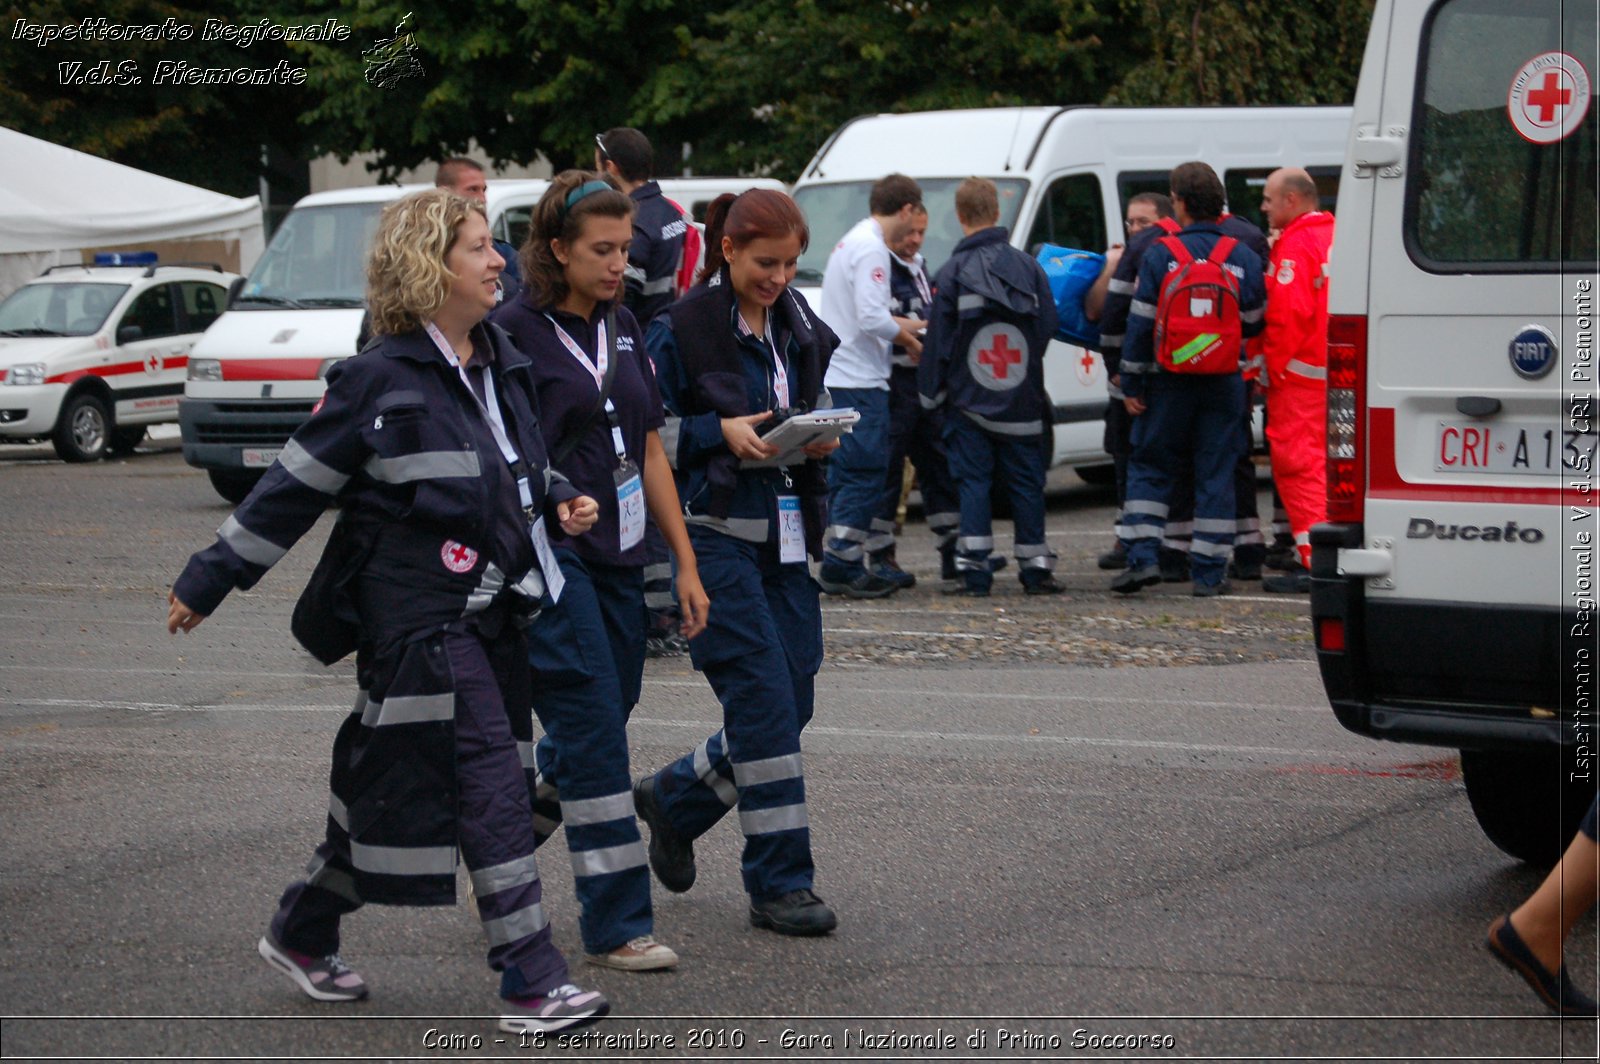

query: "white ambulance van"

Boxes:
[180, 180, 547, 501]
[788, 106, 1351, 474]
[657, 177, 788, 223]
[1311, 0, 1597, 864]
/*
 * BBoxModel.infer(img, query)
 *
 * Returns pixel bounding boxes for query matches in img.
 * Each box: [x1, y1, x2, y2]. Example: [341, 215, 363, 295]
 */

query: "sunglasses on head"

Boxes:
[594, 134, 610, 162]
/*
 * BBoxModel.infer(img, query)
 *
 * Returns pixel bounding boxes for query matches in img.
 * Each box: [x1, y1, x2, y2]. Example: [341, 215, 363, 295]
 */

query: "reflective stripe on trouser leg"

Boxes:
[1124, 376, 1193, 571]
[524, 553, 652, 954]
[1231, 443, 1265, 564]
[1187, 374, 1248, 585]
[446, 629, 567, 992]
[270, 826, 364, 959]
[866, 517, 896, 556]
[944, 414, 999, 588]
[990, 429, 1051, 582]
[825, 386, 891, 573]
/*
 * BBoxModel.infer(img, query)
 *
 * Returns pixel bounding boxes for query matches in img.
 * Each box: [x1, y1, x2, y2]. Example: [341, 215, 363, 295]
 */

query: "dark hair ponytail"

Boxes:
[695, 189, 809, 284]
[696, 193, 738, 283]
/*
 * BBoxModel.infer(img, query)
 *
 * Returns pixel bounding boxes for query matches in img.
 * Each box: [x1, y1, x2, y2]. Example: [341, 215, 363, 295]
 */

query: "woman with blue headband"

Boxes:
[491, 169, 708, 972]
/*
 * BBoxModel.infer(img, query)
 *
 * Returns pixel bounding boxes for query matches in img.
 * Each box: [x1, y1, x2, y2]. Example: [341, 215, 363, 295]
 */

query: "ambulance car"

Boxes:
[0, 260, 237, 462]
[789, 105, 1351, 474]
[1311, 0, 1597, 863]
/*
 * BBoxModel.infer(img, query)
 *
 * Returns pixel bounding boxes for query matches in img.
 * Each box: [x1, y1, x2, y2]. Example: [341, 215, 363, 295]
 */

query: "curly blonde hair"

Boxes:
[366, 189, 487, 336]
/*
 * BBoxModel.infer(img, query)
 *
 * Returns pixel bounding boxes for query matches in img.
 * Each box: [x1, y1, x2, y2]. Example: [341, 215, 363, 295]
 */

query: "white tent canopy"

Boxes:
[0, 126, 264, 296]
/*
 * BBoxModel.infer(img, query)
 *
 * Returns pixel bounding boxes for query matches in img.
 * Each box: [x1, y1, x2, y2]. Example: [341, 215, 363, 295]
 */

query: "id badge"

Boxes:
[777, 495, 805, 564]
[615, 460, 646, 552]
[530, 515, 566, 603]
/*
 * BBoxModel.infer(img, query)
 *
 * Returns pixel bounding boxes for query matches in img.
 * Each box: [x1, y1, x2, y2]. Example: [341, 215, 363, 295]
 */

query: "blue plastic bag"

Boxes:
[1036, 244, 1105, 349]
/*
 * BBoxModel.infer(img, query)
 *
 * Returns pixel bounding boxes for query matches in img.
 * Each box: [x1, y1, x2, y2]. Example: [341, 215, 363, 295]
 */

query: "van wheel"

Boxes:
[109, 426, 147, 455]
[207, 469, 262, 505]
[1460, 748, 1593, 866]
[1074, 463, 1116, 487]
[52, 392, 110, 462]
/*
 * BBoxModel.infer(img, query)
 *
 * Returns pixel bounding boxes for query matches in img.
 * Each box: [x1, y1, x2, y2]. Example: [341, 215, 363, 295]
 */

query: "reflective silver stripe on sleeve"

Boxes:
[1118, 359, 1153, 374]
[659, 417, 682, 469]
[483, 901, 549, 947]
[1240, 306, 1264, 324]
[961, 411, 1042, 436]
[1098, 331, 1125, 346]
[1124, 498, 1170, 518]
[570, 841, 649, 878]
[1129, 299, 1157, 319]
[739, 803, 809, 836]
[643, 562, 672, 582]
[217, 515, 288, 567]
[465, 563, 507, 616]
[644, 590, 675, 609]
[360, 691, 454, 727]
[694, 737, 739, 807]
[919, 390, 946, 410]
[732, 752, 804, 788]
[279, 438, 350, 495]
[1286, 359, 1327, 380]
[470, 854, 541, 897]
[350, 841, 457, 877]
[623, 264, 647, 284]
[639, 275, 675, 296]
[1106, 278, 1136, 295]
[957, 535, 995, 551]
[891, 352, 917, 368]
[685, 513, 769, 543]
[517, 741, 536, 770]
[1108, 382, 1126, 400]
[305, 855, 361, 904]
[1192, 518, 1236, 534]
[957, 293, 986, 311]
[507, 567, 546, 606]
[1191, 539, 1233, 558]
[363, 450, 481, 483]
[561, 790, 636, 827]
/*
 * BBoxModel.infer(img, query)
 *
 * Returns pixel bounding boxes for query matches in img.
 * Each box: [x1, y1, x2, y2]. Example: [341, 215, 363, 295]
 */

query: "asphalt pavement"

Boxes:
[1, 437, 1595, 1061]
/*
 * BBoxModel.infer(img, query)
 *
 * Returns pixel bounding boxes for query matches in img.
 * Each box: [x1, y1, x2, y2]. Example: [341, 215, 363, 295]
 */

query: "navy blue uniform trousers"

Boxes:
[526, 548, 652, 955]
[944, 413, 1052, 590]
[648, 527, 823, 898]
[872, 365, 959, 554]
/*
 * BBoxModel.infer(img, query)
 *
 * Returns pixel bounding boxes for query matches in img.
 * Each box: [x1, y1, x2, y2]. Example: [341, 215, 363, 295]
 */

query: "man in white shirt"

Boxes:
[817, 173, 928, 597]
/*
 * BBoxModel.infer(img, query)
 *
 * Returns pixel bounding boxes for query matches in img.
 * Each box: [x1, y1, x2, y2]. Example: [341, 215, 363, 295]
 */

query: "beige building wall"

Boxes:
[309, 143, 553, 192]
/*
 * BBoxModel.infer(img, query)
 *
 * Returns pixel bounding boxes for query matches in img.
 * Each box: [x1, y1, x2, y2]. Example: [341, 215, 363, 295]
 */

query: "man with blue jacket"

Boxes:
[918, 178, 1063, 597]
[1114, 161, 1266, 597]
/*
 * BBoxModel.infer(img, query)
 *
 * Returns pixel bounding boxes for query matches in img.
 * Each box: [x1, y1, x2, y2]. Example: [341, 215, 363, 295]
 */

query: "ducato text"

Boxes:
[1406, 518, 1545, 543]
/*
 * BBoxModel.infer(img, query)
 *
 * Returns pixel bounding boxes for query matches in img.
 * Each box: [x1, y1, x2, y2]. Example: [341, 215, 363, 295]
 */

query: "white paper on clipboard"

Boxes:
[741, 407, 860, 468]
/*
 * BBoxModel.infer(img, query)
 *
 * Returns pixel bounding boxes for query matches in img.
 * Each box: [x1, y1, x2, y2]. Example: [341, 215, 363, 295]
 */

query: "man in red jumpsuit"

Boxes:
[1260, 167, 1335, 593]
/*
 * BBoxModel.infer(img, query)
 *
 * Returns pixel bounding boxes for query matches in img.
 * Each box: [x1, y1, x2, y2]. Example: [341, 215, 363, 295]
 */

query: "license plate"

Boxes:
[1434, 421, 1597, 475]
[241, 448, 281, 468]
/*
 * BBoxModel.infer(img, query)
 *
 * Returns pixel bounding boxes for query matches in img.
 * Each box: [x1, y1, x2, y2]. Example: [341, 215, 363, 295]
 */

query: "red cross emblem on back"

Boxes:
[1527, 71, 1572, 124]
[978, 333, 1022, 379]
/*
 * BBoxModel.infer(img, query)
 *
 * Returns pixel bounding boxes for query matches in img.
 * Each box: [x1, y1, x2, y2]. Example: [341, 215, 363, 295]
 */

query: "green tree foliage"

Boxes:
[0, 1, 320, 195]
[1106, 0, 1373, 107]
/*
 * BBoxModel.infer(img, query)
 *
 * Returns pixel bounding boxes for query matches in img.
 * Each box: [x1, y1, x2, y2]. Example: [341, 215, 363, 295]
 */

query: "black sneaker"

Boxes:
[1158, 551, 1191, 583]
[749, 888, 838, 936]
[1022, 575, 1065, 595]
[942, 582, 991, 597]
[868, 551, 917, 590]
[987, 556, 1009, 572]
[632, 775, 695, 893]
[817, 567, 899, 599]
[1228, 557, 1263, 581]
[1262, 571, 1311, 593]
[1264, 546, 1298, 572]
[1096, 544, 1128, 570]
[1192, 579, 1232, 598]
[1110, 566, 1161, 595]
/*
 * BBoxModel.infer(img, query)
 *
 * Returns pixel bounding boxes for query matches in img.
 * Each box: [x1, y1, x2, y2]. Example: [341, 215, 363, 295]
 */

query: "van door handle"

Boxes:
[1455, 396, 1501, 417]
[1352, 129, 1406, 178]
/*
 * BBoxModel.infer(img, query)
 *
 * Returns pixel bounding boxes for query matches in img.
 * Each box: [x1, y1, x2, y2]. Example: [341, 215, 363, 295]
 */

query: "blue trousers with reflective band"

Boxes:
[1133, 409, 1262, 564]
[272, 626, 569, 995]
[824, 385, 891, 576]
[1124, 373, 1246, 586]
[525, 549, 651, 955]
[943, 413, 1054, 591]
[650, 527, 822, 899]
[873, 366, 959, 552]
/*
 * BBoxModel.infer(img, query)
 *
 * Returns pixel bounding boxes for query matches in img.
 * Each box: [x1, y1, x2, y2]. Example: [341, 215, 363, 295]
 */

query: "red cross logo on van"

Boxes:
[1508, 52, 1592, 145]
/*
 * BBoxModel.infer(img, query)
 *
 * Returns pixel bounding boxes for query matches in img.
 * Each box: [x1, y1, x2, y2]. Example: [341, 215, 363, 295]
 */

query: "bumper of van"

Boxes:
[1310, 522, 1578, 752]
[178, 395, 316, 471]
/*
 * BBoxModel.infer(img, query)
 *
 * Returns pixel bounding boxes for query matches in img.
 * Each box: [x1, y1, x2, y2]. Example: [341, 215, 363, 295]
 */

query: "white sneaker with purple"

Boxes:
[257, 933, 368, 1002]
[498, 983, 610, 1034]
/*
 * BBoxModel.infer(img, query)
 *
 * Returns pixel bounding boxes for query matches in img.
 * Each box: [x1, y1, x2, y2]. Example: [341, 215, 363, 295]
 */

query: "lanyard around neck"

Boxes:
[424, 321, 534, 511]
[545, 312, 628, 462]
[740, 309, 790, 408]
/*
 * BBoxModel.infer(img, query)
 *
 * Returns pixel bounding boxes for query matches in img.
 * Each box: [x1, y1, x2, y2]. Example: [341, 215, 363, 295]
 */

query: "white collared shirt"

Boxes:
[820, 217, 901, 391]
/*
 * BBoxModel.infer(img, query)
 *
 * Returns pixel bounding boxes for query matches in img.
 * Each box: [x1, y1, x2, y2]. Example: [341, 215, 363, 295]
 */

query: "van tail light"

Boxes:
[1316, 616, 1347, 653]
[1326, 314, 1367, 523]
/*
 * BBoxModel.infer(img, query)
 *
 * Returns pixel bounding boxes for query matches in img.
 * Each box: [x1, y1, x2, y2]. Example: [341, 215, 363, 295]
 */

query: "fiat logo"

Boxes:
[1509, 325, 1557, 380]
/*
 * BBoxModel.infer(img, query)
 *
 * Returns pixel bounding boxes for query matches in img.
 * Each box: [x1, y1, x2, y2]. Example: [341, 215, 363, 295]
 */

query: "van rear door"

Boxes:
[1352, 0, 1597, 710]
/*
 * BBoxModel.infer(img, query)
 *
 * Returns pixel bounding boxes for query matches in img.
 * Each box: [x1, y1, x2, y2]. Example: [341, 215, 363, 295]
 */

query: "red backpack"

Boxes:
[1153, 235, 1242, 374]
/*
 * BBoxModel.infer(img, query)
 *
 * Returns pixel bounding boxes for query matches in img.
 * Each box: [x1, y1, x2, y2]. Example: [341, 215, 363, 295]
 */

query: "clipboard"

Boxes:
[741, 407, 860, 468]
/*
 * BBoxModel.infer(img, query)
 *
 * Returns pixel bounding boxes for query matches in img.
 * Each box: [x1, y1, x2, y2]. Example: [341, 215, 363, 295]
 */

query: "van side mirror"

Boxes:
[227, 277, 246, 308]
[116, 325, 143, 345]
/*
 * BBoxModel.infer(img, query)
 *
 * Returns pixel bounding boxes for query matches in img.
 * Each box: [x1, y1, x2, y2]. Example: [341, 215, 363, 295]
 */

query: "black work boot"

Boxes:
[749, 888, 838, 936]
[633, 775, 696, 893]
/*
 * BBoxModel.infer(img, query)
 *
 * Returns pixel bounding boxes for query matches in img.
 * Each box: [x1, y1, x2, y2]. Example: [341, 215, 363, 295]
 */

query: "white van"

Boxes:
[789, 106, 1351, 474]
[657, 177, 788, 223]
[179, 180, 547, 501]
[1311, 0, 1598, 864]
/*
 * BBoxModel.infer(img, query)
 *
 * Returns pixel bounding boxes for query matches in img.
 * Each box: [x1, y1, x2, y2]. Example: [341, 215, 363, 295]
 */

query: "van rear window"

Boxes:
[1409, 0, 1597, 270]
